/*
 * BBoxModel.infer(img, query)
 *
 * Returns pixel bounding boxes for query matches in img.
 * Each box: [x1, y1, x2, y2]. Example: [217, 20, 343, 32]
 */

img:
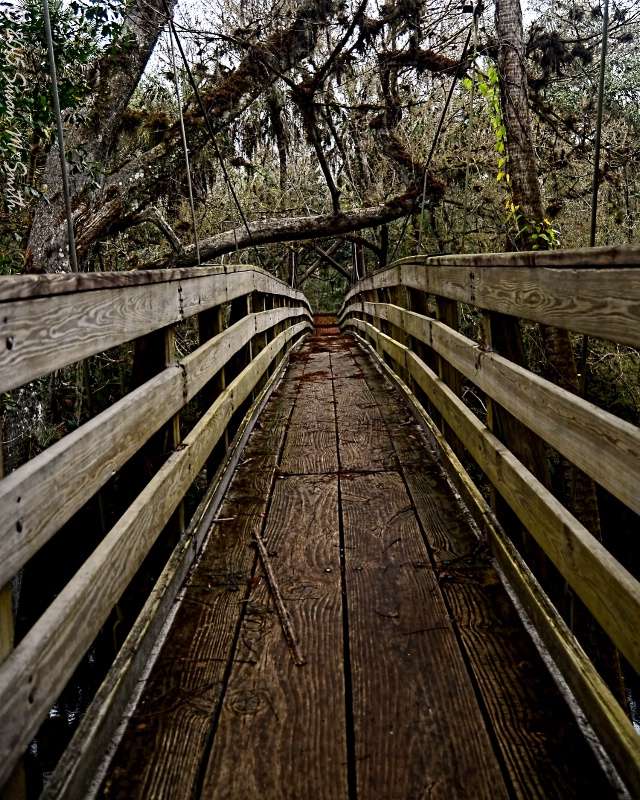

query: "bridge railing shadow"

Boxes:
[0, 263, 313, 796]
[339, 243, 640, 796]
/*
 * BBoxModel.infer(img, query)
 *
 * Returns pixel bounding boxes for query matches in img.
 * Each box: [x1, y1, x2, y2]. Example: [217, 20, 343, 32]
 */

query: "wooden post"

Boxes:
[273, 296, 284, 369]
[252, 292, 269, 396]
[386, 285, 410, 386]
[0, 435, 26, 800]
[112, 325, 185, 651]
[226, 294, 252, 442]
[406, 288, 440, 422]
[164, 326, 185, 535]
[263, 294, 276, 376]
[481, 311, 563, 608]
[435, 297, 465, 458]
[282, 297, 291, 357]
[369, 288, 384, 358]
[199, 304, 228, 472]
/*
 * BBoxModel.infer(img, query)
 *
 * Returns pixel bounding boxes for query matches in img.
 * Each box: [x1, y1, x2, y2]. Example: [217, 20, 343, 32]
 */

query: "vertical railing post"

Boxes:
[199, 304, 226, 478]
[406, 287, 439, 421]
[481, 310, 561, 605]
[435, 297, 464, 458]
[386, 284, 410, 386]
[225, 294, 252, 443]
[368, 287, 384, 357]
[164, 326, 185, 534]
[284, 296, 294, 354]
[0, 436, 26, 800]
[264, 294, 276, 377]
[251, 292, 268, 396]
[274, 295, 284, 368]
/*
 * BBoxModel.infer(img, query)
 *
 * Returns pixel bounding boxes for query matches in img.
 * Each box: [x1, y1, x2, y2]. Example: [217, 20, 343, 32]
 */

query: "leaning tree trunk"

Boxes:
[26, 0, 178, 274]
[494, 0, 626, 706]
[26, 0, 336, 274]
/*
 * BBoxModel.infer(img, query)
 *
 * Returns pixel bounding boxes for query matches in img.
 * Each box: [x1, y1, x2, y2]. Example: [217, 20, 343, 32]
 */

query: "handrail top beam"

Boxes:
[401, 243, 640, 270]
[0, 262, 306, 303]
[343, 243, 640, 307]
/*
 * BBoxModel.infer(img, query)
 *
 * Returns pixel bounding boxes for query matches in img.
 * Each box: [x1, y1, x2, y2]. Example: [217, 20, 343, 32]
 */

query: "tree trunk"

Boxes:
[26, 0, 336, 273]
[494, 0, 626, 707]
[141, 192, 419, 269]
[26, 0, 178, 273]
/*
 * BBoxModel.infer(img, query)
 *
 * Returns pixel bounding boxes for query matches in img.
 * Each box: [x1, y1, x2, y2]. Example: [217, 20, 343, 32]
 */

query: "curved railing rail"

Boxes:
[0, 264, 313, 792]
[339, 244, 640, 795]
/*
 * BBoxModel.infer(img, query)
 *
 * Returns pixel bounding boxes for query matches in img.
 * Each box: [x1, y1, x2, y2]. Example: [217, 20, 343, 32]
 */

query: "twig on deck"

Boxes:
[252, 534, 307, 666]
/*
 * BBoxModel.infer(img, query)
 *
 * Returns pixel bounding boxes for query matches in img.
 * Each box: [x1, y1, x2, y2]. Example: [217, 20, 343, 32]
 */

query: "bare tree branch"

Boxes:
[311, 242, 352, 281]
[297, 240, 342, 285]
[141, 192, 418, 270]
[129, 207, 184, 252]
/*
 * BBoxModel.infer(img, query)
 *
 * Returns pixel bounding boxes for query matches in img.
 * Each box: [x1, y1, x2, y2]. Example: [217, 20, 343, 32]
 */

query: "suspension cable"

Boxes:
[161, 0, 263, 268]
[589, 0, 609, 249]
[42, 0, 78, 274]
[580, 0, 610, 397]
[43, 0, 107, 532]
[461, 8, 480, 254]
[168, 22, 200, 265]
[390, 23, 474, 263]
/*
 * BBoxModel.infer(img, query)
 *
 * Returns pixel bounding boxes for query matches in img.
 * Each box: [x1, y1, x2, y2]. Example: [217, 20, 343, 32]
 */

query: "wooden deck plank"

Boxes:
[340, 470, 509, 799]
[97, 383, 298, 800]
[332, 369, 398, 472]
[357, 341, 620, 799]
[280, 353, 337, 474]
[200, 475, 348, 799]
[279, 426, 339, 474]
[95, 331, 620, 800]
[333, 337, 508, 799]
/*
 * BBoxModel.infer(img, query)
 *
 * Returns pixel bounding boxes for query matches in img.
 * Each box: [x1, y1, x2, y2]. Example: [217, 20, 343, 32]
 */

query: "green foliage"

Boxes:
[473, 65, 507, 161]
[0, 0, 127, 211]
[302, 262, 350, 312]
[505, 200, 559, 250]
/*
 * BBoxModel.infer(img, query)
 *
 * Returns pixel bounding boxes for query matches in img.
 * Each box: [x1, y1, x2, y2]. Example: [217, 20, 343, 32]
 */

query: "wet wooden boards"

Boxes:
[97, 332, 617, 800]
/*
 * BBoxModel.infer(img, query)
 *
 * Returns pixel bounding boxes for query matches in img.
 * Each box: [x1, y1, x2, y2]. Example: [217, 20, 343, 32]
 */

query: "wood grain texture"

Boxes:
[97, 382, 299, 800]
[348, 320, 640, 678]
[0, 310, 311, 589]
[332, 366, 398, 472]
[183, 307, 310, 401]
[0, 266, 311, 394]
[89, 331, 631, 800]
[340, 252, 640, 346]
[41, 340, 306, 800]
[201, 475, 348, 800]
[403, 243, 640, 268]
[0, 323, 305, 790]
[279, 350, 337, 474]
[0, 367, 183, 589]
[369, 379, 615, 799]
[355, 300, 640, 517]
[340, 470, 509, 800]
[356, 333, 640, 798]
[0, 263, 309, 303]
[279, 425, 338, 474]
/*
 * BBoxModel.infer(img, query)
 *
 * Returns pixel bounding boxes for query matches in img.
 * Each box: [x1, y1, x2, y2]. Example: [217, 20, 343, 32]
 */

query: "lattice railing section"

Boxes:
[339, 244, 640, 795]
[0, 264, 312, 791]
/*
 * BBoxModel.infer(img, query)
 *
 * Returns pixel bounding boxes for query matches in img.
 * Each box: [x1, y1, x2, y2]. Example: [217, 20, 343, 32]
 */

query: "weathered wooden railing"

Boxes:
[339, 244, 640, 795]
[0, 264, 312, 795]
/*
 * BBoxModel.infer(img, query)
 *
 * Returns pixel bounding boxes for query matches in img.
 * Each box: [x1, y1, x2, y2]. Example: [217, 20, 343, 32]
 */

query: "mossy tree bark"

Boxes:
[494, 0, 626, 707]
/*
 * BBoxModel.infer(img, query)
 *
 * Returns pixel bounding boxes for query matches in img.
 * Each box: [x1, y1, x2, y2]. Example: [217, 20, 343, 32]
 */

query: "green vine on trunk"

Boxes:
[505, 201, 559, 250]
[465, 64, 559, 250]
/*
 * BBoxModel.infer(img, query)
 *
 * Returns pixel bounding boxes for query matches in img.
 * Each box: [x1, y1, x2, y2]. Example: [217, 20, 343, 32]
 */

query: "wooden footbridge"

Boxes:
[1, 246, 640, 799]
